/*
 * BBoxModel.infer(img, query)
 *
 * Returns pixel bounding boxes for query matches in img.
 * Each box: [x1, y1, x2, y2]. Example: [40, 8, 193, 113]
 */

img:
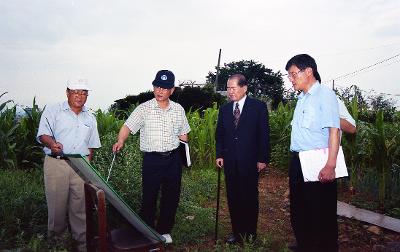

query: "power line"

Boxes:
[326, 53, 400, 82]
[347, 58, 400, 76]
[282, 52, 400, 101]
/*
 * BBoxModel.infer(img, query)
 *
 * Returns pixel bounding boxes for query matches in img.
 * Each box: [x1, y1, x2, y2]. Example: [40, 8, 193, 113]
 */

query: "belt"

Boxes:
[148, 148, 178, 157]
[47, 154, 68, 160]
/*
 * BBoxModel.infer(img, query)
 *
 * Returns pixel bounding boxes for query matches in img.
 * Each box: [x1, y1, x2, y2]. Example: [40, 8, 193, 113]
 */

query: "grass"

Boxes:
[0, 165, 222, 251]
[0, 168, 47, 249]
[173, 167, 218, 245]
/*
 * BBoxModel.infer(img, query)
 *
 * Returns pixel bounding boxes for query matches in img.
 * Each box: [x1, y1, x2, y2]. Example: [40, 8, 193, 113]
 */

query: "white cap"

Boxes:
[67, 78, 91, 91]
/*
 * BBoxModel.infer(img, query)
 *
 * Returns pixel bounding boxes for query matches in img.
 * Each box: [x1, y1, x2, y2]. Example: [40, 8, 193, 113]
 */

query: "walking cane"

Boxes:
[106, 152, 116, 182]
[214, 166, 222, 244]
[213, 49, 222, 244]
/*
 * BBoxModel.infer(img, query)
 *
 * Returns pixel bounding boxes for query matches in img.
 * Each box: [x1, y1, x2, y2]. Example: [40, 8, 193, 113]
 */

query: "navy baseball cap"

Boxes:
[152, 70, 175, 89]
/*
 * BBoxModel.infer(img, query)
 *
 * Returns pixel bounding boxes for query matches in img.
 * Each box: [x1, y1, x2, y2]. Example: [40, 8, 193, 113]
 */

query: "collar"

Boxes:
[62, 101, 88, 112]
[234, 95, 247, 109]
[150, 98, 172, 110]
[299, 81, 320, 99]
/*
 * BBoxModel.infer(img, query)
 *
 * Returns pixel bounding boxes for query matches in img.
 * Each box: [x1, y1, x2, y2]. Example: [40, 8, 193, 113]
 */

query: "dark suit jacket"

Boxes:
[216, 96, 270, 176]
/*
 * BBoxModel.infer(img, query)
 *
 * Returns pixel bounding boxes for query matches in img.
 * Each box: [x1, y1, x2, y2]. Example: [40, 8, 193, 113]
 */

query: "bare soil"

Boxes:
[172, 168, 400, 251]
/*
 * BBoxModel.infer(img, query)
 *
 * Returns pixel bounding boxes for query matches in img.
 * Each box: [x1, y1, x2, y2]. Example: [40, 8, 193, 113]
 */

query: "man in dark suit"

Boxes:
[215, 74, 270, 243]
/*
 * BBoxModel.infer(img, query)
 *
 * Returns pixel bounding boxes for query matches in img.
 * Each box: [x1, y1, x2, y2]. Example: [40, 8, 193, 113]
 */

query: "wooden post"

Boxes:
[214, 49, 222, 92]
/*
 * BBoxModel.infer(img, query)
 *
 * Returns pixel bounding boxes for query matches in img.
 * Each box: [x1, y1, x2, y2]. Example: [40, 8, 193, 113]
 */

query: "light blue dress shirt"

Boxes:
[290, 82, 340, 152]
[36, 101, 101, 155]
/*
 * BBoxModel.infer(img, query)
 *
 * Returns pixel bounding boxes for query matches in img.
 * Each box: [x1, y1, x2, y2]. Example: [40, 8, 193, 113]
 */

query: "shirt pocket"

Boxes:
[169, 115, 182, 135]
[301, 108, 320, 131]
[80, 121, 92, 142]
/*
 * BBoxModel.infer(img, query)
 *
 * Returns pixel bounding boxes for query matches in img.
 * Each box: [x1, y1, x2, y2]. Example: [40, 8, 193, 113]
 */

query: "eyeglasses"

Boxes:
[287, 70, 304, 79]
[69, 90, 88, 96]
[153, 86, 170, 92]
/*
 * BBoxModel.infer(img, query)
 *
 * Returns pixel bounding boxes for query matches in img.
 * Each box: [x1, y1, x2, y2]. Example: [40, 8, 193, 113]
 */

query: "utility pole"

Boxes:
[214, 49, 222, 92]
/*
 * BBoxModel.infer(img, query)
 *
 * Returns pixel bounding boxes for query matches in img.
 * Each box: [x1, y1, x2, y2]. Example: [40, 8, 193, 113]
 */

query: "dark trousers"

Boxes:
[140, 150, 182, 234]
[224, 164, 259, 240]
[289, 153, 338, 252]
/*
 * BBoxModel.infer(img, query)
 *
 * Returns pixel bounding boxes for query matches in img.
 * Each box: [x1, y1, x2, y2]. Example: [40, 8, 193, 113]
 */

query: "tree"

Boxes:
[206, 60, 285, 108]
[110, 86, 226, 119]
[336, 85, 368, 109]
[368, 94, 396, 122]
[336, 85, 396, 122]
[172, 85, 226, 112]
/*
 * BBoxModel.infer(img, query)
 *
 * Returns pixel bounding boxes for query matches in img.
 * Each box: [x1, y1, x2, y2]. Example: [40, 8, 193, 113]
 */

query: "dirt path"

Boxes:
[258, 168, 295, 250]
[260, 169, 400, 251]
[175, 168, 400, 251]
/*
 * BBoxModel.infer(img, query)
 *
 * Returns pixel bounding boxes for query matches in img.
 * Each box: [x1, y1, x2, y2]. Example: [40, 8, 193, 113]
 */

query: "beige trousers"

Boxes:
[43, 155, 86, 245]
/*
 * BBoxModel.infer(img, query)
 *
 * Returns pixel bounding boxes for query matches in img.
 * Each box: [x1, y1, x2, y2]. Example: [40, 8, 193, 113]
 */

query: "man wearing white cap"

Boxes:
[36, 78, 101, 251]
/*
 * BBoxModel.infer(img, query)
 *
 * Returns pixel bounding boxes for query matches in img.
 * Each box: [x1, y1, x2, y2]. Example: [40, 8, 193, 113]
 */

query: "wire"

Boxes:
[326, 53, 400, 82]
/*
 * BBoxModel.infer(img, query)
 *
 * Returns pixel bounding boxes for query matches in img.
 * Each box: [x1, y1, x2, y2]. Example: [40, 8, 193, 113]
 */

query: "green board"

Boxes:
[66, 154, 165, 244]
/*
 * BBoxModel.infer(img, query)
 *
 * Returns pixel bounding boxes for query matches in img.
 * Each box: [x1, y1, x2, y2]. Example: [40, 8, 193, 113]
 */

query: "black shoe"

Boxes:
[287, 241, 298, 251]
[225, 234, 238, 244]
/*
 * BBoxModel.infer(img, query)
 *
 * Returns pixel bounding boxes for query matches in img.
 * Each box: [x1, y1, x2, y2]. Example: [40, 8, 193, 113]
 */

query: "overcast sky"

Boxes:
[1, 0, 399, 110]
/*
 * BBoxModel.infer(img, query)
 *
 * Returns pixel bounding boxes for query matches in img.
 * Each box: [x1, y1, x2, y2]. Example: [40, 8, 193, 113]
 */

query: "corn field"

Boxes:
[1, 93, 400, 215]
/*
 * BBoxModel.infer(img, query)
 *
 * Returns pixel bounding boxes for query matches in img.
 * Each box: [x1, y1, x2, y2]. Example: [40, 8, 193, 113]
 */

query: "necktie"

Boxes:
[233, 102, 240, 128]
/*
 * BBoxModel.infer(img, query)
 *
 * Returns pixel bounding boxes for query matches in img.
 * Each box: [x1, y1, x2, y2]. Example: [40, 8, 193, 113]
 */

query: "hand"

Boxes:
[112, 141, 124, 153]
[216, 158, 224, 169]
[50, 142, 63, 155]
[318, 163, 336, 183]
[257, 162, 267, 172]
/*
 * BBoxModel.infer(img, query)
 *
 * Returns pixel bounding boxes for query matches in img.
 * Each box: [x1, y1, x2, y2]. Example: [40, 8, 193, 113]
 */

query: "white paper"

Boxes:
[179, 140, 191, 167]
[299, 146, 348, 182]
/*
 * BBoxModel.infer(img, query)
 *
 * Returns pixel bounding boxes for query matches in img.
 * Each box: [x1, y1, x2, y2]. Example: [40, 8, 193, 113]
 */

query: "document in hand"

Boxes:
[299, 146, 348, 182]
[179, 140, 191, 167]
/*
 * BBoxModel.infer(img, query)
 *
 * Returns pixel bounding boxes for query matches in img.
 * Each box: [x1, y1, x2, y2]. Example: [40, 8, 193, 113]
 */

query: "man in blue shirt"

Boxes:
[37, 78, 101, 251]
[286, 54, 340, 252]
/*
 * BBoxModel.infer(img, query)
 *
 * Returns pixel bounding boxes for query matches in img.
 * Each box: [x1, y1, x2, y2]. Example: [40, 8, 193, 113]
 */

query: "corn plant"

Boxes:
[269, 102, 293, 170]
[341, 96, 359, 188]
[14, 97, 43, 170]
[187, 103, 219, 168]
[0, 92, 18, 169]
[357, 110, 400, 208]
[94, 109, 124, 137]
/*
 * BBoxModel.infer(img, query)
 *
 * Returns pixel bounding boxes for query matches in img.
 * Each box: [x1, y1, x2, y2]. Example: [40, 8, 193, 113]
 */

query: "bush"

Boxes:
[93, 131, 143, 210]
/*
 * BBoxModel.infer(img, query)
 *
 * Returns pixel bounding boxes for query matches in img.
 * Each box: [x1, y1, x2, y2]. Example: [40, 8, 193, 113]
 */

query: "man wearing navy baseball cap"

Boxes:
[152, 69, 175, 89]
[113, 70, 191, 244]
